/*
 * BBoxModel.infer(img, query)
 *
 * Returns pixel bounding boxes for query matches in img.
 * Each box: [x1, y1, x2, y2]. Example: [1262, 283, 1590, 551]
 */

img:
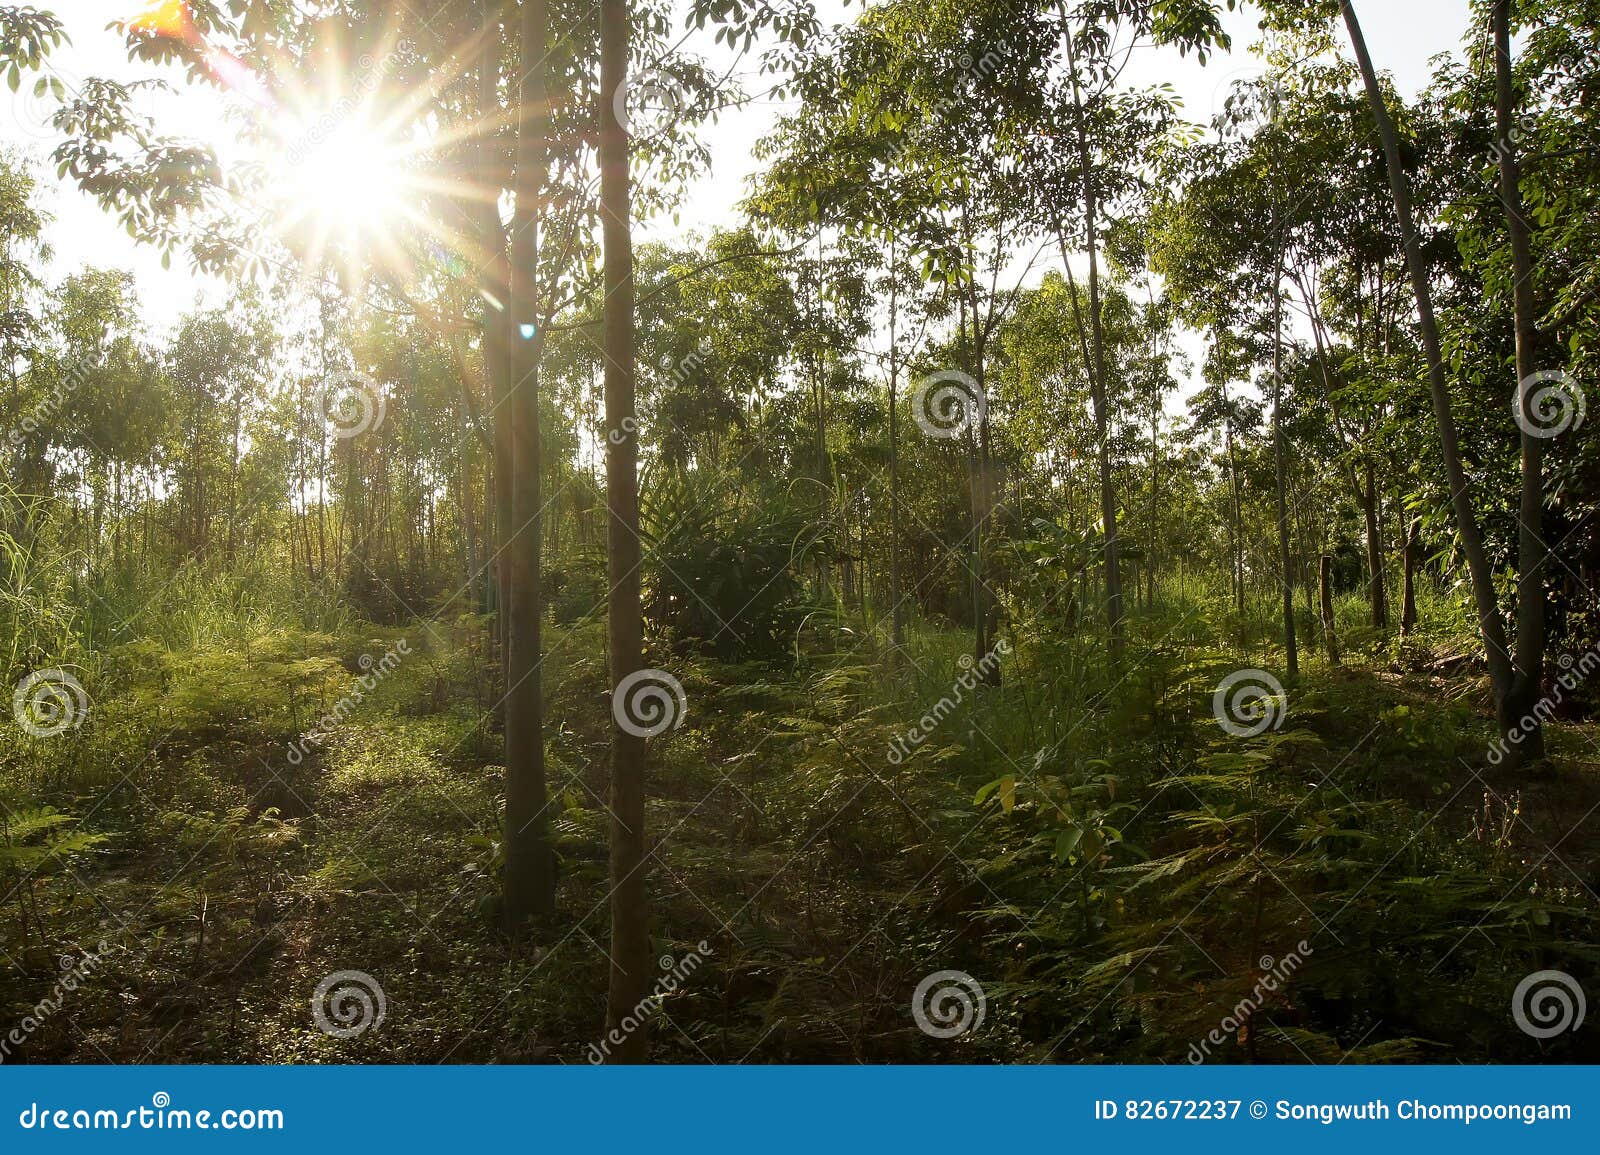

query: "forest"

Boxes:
[0, 0, 1595, 1066]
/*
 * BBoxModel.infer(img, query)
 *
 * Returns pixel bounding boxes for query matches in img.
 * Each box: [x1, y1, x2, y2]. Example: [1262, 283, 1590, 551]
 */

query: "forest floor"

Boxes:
[5, 605, 1600, 1064]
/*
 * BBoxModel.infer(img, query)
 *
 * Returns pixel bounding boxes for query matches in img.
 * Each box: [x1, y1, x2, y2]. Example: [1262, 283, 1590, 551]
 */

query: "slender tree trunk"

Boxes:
[1495, 0, 1548, 760]
[502, 0, 556, 926]
[601, 0, 649, 1061]
[1271, 242, 1298, 676]
[1219, 372, 1244, 617]
[1320, 553, 1341, 666]
[1146, 302, 1161, 611]
[1342, 2, 1514, 716]
[476, 4, 513, 659]
[887, 230, 904, 655]
[1360, 464, 1388, 629]
[1401, 515, 1421, 636]
[463, 411, 480, 610]
[1062, 25, 1123, 665]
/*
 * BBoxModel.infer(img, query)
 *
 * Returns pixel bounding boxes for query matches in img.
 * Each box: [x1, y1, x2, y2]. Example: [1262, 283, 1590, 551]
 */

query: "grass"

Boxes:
[2, 573, 1598, 1063]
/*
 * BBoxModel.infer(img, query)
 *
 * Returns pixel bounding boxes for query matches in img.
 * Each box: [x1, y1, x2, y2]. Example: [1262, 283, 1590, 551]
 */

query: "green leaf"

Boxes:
[1054, 827, 1084, 862]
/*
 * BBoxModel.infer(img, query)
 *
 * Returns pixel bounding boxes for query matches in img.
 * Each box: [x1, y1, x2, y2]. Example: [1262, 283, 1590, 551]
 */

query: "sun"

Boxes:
[267, 112, 417, 266]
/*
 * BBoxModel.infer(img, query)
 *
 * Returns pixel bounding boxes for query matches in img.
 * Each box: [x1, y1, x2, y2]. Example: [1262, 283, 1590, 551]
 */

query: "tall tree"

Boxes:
[601, 0, 649, 1061]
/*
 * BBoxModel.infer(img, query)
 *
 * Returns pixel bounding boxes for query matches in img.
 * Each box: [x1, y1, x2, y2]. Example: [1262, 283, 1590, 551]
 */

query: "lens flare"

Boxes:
[130, 0, 198, 43]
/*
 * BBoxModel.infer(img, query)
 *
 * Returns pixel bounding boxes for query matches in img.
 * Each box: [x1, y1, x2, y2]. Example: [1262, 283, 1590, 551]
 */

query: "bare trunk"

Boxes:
[1272, 243, 1298, 677]
[887, 230, 904, 655]
[1320, 553, 1341, 666]
[601, 0, 650, 1061]
[1064, 25, 1124, 666]
[1401, 516, 1421, 636]
[502, 0, 556, 925]
[1495, 0, 1548, 760]
[1360, 463, 1388, 629]
[1342, 2, 1514, 714]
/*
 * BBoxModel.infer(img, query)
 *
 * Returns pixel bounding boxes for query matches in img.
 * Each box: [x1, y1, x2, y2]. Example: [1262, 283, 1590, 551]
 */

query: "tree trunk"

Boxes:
[1320, 553, 1341, 666]
[887, 229, 904, 656]
[1494, 0, 1548, 760]
[1360, 462, 1388, 629]
[1342, 2, 1514, 716]
[1272, 242, 1298, 676]
[1401, 515, 1421, 636]
[1064, 24, 1124, 666]
[502, 0, 556, 926]
[601, 0, 650, 1061]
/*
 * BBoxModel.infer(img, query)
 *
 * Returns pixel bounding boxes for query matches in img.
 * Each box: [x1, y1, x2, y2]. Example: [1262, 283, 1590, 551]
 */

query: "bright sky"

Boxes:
[2, 0, 1475, 345]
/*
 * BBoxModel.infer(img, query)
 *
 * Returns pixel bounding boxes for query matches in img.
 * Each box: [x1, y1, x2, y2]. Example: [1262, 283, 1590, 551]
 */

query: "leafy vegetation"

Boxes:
[0, 0, 1596, 1064]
